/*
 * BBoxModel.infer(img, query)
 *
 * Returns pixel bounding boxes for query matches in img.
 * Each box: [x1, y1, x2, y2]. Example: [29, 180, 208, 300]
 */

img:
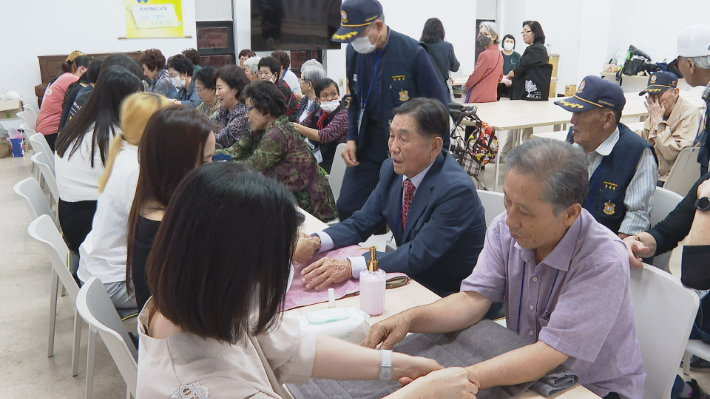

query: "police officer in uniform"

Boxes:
[331, 0, 450, 221]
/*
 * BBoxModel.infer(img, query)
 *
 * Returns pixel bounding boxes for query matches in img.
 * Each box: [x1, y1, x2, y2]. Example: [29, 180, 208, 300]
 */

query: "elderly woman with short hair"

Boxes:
[297, 66, 327, 123]
[218, 81, 338, 222]
[242, 56, 261, 82]
[464, 22, 504, 103]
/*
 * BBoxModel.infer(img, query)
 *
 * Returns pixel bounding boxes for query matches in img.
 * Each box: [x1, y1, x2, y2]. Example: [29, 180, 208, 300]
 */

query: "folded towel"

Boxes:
[288, 320, 578, 399]
[284, 245, 409, 311]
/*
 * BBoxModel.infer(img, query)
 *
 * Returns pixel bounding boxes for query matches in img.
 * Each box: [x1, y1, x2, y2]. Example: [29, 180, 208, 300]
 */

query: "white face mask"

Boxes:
[503, 42, 514, 51]
[352, 25, 381, 54]
[171, 76, 185, 89]
[319, 99, 340, 113]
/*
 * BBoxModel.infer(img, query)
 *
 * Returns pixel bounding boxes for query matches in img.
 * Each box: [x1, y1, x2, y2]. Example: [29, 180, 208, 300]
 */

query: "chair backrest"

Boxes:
[477, 190, 505, 228]
[13, 177, 57, 227]
[27, 215, 78, 300]
[31, 152, 59, 202]
[649, 187, 684, 272]
[664, 147, 701, 197]
[629, 264, 699, 399]
[23, 104, 38, 120]
[16, 110, 36, 130]
[328, 143, 347, 203]
[76, 277, 138, 396]
[29, 133, 54, 169]
[21, 97, 39, 115]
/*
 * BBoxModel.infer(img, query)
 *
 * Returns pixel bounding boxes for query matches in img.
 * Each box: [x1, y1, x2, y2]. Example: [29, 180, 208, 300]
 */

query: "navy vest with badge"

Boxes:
[566, 124, 652, 234]
[346, 30, 445, 145]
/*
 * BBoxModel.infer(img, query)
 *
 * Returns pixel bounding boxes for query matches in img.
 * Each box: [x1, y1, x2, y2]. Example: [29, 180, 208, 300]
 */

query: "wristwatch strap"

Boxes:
[378, 350, 393, 381]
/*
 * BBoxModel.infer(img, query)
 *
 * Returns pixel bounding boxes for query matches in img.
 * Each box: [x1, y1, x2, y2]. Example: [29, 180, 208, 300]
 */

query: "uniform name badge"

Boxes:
[385, 233, 397, 253]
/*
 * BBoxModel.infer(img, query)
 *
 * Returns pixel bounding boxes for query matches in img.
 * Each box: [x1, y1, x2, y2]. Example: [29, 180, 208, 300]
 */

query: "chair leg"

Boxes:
[126, 387, 131, 399]
[61, 286, 67, 297]
[683, 351, 692, 376]
[48, 269, 59, 358]
[72, 309, 82, 377]
[85, 326, 97, 399]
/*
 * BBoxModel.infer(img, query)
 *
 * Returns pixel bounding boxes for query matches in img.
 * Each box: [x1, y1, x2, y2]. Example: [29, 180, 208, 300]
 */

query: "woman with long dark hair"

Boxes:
[420, 18, 459, 99]
[136, 162, 476, 398]
[126, 107, 216, 310]
[54, 65, 141, 254]
[77, 93, 171, 310]
[220, 80, 337, 222]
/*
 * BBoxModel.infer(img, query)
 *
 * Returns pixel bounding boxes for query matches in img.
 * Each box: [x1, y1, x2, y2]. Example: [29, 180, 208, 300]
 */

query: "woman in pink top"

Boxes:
[464, 22, 504, 104]
[35, 53, 91, 150]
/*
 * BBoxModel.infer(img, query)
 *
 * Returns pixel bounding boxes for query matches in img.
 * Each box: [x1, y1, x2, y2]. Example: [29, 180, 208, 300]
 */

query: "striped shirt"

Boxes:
[575, 126, 658, 235]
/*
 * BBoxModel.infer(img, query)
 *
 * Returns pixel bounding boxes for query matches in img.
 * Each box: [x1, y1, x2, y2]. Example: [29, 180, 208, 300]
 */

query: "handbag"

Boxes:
[521, 63, 553, 101]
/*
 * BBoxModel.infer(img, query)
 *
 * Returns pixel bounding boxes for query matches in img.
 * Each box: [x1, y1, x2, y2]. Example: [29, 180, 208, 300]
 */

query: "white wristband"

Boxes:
[378, 350, 393, 380]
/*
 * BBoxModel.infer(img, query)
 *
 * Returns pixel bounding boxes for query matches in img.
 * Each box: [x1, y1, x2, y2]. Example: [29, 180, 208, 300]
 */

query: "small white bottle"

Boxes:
[360, 246, 386, 316]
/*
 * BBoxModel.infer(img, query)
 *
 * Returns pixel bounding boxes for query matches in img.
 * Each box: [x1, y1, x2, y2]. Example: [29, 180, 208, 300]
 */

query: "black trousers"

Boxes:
[44, 133, 58, 152]
[58, 199, 97, 254]
[336, 121, 389, 221]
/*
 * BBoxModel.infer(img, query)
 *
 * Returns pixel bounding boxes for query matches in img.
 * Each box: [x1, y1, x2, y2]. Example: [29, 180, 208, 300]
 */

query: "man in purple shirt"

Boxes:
[363, 138, 645, 398]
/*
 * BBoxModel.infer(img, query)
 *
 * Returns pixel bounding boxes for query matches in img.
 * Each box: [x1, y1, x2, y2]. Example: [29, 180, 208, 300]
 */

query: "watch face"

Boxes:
[697, 197, 710, 211]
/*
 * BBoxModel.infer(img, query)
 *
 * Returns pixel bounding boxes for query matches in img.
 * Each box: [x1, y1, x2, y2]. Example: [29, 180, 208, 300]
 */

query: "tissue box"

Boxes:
[0, 100, 21, 119]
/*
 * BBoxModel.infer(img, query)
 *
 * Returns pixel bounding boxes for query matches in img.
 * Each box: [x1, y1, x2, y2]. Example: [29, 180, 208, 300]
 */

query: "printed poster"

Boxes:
[124, 0, 184, 39]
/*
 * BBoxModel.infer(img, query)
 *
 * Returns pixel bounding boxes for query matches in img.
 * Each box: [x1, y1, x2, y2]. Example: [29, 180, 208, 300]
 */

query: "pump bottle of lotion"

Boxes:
[360, 246, 386, 316]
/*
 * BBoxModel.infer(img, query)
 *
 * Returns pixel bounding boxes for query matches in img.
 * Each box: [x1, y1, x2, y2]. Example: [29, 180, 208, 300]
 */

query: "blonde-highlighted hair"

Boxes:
[98, 93, 172, 192]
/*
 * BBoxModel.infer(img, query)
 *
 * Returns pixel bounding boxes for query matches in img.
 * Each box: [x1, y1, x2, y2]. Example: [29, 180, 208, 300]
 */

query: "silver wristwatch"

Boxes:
[378, 350, 393, 380]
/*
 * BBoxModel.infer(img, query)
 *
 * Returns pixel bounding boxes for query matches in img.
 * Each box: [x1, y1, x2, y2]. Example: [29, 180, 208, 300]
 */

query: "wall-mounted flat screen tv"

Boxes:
[251, 0, 342, 51]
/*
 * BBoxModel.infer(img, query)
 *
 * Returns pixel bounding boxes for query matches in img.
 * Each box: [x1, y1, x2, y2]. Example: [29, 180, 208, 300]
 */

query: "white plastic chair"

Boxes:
[21, 96, 39, 116]
[13, 177, 57, 227]
[31, 152, 59, 207]
[629, 264, 699, 399]
[328, 143, 347, 203]
[29, 133, 55, 170]
[23, 104, 38, 121]
[18, 123, 37, 174]
[664, 147, 701, 197]
[27, 215, 82, 377]
[647, 187, 684, 273]
[16, 110, 36, 130]
[477, 190, 505, 228]
[76, 277, 138, 399]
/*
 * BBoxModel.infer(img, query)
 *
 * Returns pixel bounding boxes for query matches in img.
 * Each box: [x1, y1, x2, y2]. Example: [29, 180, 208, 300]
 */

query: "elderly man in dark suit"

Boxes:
[295, 98, 487, 297]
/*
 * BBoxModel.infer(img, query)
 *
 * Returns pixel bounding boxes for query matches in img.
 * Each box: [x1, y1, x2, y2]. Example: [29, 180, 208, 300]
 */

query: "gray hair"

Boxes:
[690, 55, 710, 70]
[243, 56, 261, 74]
[505, 139, 588, 214]
[479, 21, 500, 44]
[301, 65, 327, 84]
[301, 59, 324, 70]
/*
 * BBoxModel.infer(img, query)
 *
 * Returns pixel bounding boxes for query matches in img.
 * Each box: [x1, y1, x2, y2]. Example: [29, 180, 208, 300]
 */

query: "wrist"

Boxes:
[312, 236, 322, 251]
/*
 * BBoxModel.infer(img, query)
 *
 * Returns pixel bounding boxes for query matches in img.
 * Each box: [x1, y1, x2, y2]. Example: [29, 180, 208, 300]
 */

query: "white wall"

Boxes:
[2, 0, 197, 104]
[606, 0, 710, 63]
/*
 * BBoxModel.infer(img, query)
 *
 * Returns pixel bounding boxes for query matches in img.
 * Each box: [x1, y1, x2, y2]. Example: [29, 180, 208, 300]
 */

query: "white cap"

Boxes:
[677, 25, 710, 58]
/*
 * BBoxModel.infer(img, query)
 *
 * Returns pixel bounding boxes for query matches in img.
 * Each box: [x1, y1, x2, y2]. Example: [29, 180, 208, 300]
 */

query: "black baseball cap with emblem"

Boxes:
[639, 71, 679, 96]
[331, 0, 383, 43]
[554, 75, 626, 112]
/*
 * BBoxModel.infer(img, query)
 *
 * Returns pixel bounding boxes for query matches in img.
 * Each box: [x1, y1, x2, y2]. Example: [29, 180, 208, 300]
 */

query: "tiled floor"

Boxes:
[0, 147, 708, 398]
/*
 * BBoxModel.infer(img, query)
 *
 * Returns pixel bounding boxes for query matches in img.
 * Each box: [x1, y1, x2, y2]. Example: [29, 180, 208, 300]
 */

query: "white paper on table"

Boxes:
[129, 4, 181, 29]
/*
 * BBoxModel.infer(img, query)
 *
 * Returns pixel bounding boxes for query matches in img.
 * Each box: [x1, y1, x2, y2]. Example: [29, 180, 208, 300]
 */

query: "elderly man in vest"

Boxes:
[555, 75, 659, 238]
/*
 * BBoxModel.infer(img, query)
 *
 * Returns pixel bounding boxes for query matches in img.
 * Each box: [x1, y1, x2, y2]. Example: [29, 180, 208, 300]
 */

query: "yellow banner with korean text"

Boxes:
[124, 0, 184, 39]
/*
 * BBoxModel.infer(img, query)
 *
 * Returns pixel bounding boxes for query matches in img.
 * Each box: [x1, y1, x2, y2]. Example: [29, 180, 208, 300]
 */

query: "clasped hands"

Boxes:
[364, 313, 481, 398]
[294, 233, 353, 290]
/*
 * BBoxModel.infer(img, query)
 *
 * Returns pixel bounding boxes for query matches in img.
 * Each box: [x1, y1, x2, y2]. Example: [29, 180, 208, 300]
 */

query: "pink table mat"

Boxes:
[284, 245, 407, 311]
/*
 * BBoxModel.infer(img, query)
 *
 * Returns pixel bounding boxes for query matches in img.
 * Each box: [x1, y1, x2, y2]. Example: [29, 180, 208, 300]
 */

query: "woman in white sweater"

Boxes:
[137, 163, 479, 399]
[76, 93, 171, 310]
[54, 65, 141, 254]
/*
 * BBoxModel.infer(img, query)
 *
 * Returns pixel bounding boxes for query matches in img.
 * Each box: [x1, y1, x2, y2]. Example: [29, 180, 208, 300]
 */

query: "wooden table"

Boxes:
[293, 209, 600, 398]
[464, 91, 705, 190]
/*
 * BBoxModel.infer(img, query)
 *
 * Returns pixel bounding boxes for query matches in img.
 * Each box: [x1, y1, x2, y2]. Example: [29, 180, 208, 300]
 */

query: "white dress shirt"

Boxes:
[574, 126, 658, 235]
[316, 160, 436, 277]
[283, 69, 302, 95]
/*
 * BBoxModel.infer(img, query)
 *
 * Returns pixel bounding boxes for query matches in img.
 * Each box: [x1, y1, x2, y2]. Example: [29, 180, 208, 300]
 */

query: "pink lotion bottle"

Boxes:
[360, 246, 386, 316]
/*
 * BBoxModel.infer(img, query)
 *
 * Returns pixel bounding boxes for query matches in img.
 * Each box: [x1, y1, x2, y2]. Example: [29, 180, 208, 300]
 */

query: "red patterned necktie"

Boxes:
[402, 179, 415, 227]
